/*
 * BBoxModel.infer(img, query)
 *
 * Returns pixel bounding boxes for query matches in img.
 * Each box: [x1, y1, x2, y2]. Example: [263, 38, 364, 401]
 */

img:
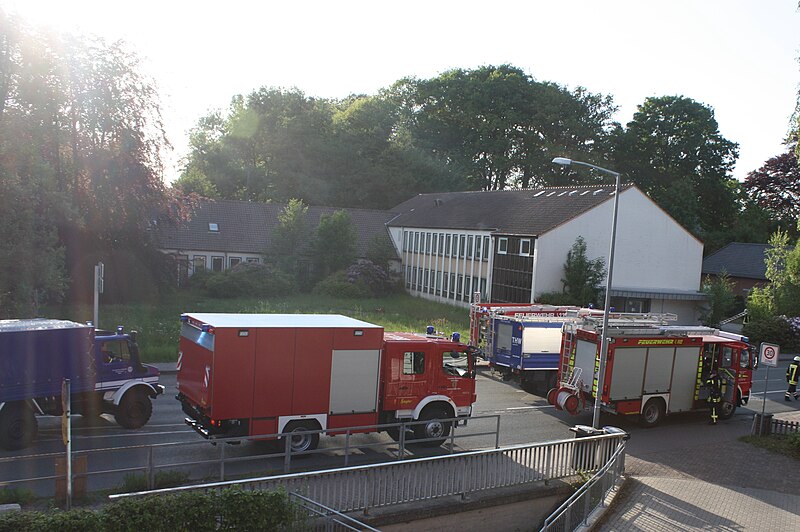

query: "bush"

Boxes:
[743, 315, 800, 352]
[119, 470, 191, 493]
[346, 260, 394, 296]
[0, 488, 35, 505]
[0, 488, 299, 532]
[203, 263, 296, 299]
[314, 271, 372, 298]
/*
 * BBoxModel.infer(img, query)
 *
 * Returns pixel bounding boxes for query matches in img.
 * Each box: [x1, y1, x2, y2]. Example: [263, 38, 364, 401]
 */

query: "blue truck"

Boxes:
[489, 315, 569, 395]
[0, 319, 164, 450]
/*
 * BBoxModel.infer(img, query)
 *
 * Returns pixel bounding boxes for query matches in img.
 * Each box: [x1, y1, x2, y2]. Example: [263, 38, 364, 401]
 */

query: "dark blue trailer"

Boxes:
[0, 319, 164, 450]
[489, 316, 567, 394]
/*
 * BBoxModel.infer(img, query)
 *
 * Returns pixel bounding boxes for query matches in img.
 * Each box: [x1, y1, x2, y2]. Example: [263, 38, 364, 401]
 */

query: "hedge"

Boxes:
[0, 488, 301, 532]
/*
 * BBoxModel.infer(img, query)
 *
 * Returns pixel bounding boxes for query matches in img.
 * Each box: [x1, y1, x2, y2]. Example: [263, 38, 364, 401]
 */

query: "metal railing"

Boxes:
[540, 440, 626, 531]
[290, 492, 379, 531]
[110, 431, 628, 516]
[0, 415, 501, 498]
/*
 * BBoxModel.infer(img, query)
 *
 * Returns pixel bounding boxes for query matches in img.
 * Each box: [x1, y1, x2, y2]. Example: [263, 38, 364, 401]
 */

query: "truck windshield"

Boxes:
[443, 350, 472, 378]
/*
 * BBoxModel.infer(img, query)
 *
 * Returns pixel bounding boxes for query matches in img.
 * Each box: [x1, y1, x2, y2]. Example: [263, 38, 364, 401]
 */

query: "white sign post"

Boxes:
[93, 262, 104, 328]
[758, 342, 780, 434]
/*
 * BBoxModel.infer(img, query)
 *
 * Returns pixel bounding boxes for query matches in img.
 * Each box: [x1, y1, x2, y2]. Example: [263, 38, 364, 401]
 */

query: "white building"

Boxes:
[386, 184, 705, 324]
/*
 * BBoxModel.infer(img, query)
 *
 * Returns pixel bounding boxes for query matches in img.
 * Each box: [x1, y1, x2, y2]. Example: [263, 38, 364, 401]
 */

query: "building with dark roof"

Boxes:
[702, 242, 769, 297]
[156, 199, 398, 283]
[386, 184, 706, 323]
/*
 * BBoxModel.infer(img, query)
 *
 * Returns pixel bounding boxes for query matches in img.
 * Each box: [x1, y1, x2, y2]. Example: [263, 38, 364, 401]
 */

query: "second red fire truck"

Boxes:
[176, 313, 477, 451]
[549, 313, 755, 426]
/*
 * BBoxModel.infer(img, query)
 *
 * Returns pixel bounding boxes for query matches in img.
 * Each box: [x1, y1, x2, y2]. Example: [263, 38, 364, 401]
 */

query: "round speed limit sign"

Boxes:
[760, 342, 780, 368]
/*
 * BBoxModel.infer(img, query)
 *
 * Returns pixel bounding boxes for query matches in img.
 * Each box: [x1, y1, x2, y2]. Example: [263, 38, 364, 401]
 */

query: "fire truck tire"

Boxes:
[0, 402, 38, 451]
[719, 400, 737, 420]
[640, 398, 665, 427]
[413, 406, 452, 447]
[282, 421, 320, 453]
[114, 389, 153, 429]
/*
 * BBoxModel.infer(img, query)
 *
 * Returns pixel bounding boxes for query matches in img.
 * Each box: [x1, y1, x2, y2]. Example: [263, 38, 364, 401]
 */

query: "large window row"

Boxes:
[402, 230, 490, 261]
[405, 266, 487, 302]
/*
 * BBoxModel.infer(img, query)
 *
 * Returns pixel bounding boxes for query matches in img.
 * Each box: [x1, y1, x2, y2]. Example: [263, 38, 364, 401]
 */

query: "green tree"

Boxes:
[311, 210, 356, 281]
[610, 96, 739, 245]
[0, 11, 184, 306]
[747, 229, 800, 319]
[699, 272, 736, 327]
[560, 237, 606, 307]
[393, 65, 616, 191]
[269, 198, 308, 275]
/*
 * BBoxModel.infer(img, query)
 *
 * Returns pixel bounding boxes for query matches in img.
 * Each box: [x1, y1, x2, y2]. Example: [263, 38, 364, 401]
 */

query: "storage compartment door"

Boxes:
[669, 347, 701, 412]
[643, 347, 675, 394]
[608, 348, 647, 400]
[574, 339, 598, 393]
[329, 349, 381, 414]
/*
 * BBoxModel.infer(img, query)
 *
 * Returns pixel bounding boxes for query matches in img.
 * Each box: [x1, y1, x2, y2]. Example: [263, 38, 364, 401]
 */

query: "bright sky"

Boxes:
[5, 0, 800, 185]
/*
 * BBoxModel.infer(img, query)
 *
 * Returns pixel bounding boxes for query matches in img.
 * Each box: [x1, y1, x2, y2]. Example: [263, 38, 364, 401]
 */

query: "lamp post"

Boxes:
[552, 157, 621, 429]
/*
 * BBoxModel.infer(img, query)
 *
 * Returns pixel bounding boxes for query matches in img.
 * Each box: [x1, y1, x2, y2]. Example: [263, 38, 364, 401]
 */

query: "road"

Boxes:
[2, 360, 797, 499]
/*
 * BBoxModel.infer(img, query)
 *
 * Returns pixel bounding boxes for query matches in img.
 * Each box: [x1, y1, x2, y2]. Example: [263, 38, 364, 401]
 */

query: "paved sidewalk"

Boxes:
[595, 411, 800, 531]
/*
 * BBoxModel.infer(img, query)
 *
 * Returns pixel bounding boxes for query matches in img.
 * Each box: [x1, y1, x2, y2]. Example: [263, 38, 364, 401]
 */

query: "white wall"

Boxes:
[534, 187, 704, 296]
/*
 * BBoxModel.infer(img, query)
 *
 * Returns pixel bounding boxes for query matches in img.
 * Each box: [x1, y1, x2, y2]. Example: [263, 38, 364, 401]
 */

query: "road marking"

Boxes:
[750, 389, 794, 396]
[506, 405, 555, 411]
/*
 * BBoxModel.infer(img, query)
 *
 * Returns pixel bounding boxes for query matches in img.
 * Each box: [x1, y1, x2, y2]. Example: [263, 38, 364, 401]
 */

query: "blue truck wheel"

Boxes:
[0, 402, 38, 451]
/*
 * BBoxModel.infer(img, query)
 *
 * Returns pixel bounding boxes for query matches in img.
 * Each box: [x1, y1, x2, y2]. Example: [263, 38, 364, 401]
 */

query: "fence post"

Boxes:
[219, 444, 226, 481]
[344, 431, 351, 467]
[147, 447, 155, 489]
[495, 416, 501, 449]
[284, 436, 292, 474]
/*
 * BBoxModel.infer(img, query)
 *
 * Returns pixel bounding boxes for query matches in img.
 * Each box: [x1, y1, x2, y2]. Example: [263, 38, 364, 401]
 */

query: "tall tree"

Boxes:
[0, 11, 184, 307]
[743, 144, 800, 233]
[311, 210, 356, 281]
[560, 236, 606, 307]
[610, 96, 739, 244]
[393, 65, 617, 191]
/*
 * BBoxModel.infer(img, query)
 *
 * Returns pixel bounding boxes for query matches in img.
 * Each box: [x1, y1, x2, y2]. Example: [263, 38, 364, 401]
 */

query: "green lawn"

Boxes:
[49, 291, 471, 363]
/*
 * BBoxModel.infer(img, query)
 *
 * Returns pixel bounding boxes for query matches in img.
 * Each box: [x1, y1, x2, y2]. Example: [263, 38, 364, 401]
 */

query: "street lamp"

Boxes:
[552, 157, 621, 429]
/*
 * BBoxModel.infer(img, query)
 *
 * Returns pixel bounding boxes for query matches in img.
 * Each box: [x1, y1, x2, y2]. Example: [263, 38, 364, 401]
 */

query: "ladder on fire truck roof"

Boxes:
[563, 311, 680, 336]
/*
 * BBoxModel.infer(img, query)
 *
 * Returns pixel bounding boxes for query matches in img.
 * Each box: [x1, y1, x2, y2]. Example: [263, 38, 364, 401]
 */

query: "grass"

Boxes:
[46, 291, 471, 363]
[739, 432, 800, 461]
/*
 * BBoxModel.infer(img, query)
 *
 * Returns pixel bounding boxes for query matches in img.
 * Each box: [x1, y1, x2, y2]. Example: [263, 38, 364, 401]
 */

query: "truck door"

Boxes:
[383, 350, 428, 411]
[436, 348, 475, 406]
[98, 339, 136, 391]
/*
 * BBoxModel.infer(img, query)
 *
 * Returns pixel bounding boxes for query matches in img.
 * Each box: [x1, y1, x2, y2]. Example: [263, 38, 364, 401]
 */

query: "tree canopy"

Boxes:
[0, 10, 184, 313]
[610, 96, 740, 248]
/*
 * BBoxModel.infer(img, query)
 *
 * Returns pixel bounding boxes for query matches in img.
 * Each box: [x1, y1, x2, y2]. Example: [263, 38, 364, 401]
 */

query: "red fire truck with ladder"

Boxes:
[176, 313, 477, 451]
[548, 312, 755, 427]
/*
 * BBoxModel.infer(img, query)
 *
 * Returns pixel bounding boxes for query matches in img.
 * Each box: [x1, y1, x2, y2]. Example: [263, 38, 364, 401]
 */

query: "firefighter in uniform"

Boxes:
[706, 370, 722, 424]
[786, 355, 800, 402]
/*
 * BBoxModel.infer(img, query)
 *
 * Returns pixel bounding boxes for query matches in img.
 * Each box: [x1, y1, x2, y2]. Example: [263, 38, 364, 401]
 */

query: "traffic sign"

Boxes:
[759, 342, 780, 368]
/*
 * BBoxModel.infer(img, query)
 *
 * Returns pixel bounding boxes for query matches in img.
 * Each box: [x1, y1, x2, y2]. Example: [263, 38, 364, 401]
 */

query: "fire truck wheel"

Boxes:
[283, 421, 320, 453]
[413, 407, 452, 447]
[639, 399, 665, 427]
[0, 402, 38, 451]
[719, 400, 737, 420]
[114, 389, 153, 429]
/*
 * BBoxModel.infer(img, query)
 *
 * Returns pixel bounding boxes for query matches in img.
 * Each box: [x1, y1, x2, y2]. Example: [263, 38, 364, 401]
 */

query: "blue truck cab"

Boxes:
[489, 316, 565, 394]
[0, 319, 164, 450]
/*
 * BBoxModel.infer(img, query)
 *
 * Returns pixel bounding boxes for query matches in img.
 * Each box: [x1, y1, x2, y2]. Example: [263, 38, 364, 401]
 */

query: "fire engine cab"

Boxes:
[549, 313, 754, 427]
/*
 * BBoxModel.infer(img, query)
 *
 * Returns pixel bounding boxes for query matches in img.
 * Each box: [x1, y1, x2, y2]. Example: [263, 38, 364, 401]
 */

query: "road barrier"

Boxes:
[1, 415, 501, 499]
[110, 430, 628, 517]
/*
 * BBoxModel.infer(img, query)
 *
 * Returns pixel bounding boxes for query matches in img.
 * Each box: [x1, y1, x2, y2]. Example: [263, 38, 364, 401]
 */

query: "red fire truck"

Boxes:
[176, 313, 477, 451]
[549, 314, 755, 427]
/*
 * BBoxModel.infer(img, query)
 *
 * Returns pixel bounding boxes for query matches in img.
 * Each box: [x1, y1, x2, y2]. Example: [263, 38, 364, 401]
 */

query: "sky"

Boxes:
[4, 0, 800, 185]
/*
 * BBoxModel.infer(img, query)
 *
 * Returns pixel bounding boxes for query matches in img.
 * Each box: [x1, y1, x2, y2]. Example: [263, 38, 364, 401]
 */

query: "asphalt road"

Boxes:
[3, 360, 797, 499]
